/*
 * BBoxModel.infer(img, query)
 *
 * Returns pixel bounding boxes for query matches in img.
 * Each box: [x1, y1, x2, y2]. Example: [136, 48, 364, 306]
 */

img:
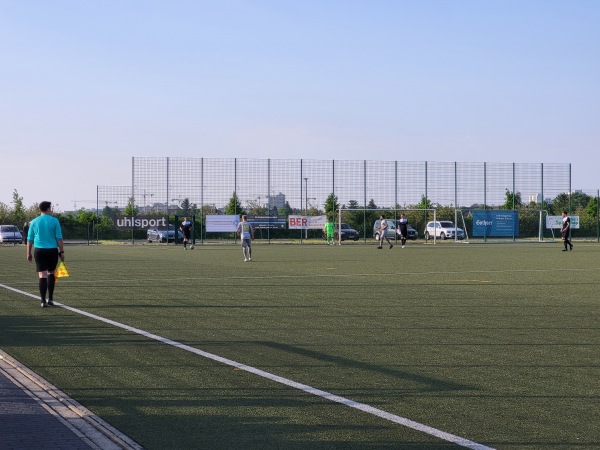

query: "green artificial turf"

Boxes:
[1, 241, 599, 449]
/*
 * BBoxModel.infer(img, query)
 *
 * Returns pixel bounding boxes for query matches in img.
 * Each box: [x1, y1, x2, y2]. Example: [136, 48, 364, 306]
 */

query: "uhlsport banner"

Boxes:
[115, 216, 168, 229]
[472, 210, 519, 237]
[288, 215, 327, 229]
[206, 215, 240, 232]
[546, 215, 580, 229]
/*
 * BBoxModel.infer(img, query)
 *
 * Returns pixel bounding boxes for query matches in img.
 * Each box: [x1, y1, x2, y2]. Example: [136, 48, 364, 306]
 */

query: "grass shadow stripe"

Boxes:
[1, 283, 494, 450]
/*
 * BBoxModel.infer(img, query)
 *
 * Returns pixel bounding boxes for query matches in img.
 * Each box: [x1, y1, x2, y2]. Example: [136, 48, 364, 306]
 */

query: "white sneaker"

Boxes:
[402, 245, 405, 248]
[244, 258, 248, 262]
[249, 257, 252, 261]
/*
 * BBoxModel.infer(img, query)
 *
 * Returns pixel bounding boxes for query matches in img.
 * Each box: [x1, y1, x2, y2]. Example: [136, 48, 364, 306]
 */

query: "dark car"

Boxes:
[322, 223, 360, 241]
[402, 224, 419, 240]
[147, 224, 184, 243]
[0, 225, 23, 244]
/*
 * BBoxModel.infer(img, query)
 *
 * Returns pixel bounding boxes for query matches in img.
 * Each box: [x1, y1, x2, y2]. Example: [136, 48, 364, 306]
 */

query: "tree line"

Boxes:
[2, 188, 598, 240]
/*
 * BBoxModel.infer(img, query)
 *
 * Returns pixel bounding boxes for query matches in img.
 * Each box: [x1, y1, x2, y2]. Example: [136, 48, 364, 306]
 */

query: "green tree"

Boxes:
[180, 198, 191, 215]
[278, 201, 293, 217]
[585, 196, 598, 218]
[124, 197, 139, 216]
[225, 192, 244, 216]
[502, 189, 522, 210]
[97, 215, 114, 234]
[76, 208, 96, 223]
[415, 195, 432, 210]
[367, 199, 377, 209]
[551, 193, 570, 215]
[246, 198, 267, 215]
[102, 205, 119, 219]
[324, 193, 339, 219]
[571, 191, 591, 211]
[11, 189, 26, 224]
[0, 202, 9, 223]
[342, 200, 366, 234]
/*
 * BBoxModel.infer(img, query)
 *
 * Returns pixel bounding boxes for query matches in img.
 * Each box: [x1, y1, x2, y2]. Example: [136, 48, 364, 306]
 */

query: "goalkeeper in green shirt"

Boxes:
[324, 218, 335, 245]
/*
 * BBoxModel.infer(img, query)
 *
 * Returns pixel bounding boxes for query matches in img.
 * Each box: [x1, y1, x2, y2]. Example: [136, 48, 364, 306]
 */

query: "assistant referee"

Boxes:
[26, 201, 64, 308]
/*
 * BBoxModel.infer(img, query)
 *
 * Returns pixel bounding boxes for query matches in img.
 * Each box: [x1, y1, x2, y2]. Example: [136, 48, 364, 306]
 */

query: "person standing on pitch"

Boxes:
[180, 216, 192, 249]
[561, 210, 573, 251]
[236, 215, 254, 261]
[26, 201, 64, 307]
[397, 213, 408, 248]
[324, 216, 335, 245]
[378, 214, 393, 249]
[23, 221, 30, 245]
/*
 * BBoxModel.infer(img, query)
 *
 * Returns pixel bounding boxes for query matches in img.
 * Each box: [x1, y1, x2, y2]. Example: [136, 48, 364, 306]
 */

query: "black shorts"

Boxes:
[34, 248, 59, 273]
[183, 230, 191, 239]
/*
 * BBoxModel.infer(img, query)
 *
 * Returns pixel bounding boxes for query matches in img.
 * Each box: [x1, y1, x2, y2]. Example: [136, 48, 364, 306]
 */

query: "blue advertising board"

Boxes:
[472, 210, 519, 237]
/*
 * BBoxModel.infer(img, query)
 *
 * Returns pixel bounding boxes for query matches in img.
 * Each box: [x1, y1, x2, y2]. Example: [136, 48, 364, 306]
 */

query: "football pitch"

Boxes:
[1, 242, 599, 449]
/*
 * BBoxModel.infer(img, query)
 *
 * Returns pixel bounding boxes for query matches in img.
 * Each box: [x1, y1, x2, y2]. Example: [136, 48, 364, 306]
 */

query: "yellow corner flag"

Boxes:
[55, 261, 70, 283]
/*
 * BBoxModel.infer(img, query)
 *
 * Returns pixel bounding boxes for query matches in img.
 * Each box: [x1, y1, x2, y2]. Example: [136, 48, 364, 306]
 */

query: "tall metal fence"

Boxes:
[93, 157, 600, 241]
[125, 158, 575, 211]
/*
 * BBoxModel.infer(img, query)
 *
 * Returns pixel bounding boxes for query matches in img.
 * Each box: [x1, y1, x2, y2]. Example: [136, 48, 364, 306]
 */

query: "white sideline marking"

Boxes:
[1, 283, 494, 450]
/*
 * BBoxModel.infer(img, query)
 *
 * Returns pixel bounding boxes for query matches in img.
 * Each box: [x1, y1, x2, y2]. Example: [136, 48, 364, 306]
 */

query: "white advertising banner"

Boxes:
[546, 215, 579, 229]
[206, 215, 240, 232]
[288, 215, 327, 229]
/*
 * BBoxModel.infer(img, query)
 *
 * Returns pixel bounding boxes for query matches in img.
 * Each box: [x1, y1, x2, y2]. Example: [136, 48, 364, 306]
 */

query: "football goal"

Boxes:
[334, 208, 437, 245]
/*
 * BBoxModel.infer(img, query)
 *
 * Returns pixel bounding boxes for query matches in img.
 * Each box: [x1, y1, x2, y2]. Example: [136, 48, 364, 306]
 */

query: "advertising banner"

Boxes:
[246, 215, 287, 229]
[206, 215, 240, 232]
[115, 216, 168, 229]
[472, 210, 519, 237]
[546, 215, 580, 229]
[288, 215, 327, 229]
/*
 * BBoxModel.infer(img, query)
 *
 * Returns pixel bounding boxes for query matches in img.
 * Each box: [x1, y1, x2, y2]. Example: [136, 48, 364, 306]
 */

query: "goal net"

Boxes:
[334, 207, 437, 245]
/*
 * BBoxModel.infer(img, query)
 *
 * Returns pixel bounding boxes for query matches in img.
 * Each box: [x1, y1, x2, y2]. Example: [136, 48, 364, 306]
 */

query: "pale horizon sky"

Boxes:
[1, 1, 599, 211]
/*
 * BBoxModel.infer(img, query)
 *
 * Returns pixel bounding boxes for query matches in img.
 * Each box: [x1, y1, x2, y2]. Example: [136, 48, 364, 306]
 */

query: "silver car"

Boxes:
[147, 224, 184, 243]
[373, 219, 397, 240]
[0, 225, 23, 243]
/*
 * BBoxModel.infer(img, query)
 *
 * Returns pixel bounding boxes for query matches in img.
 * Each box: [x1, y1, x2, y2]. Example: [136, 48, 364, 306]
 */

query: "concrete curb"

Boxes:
[0, 349, 144, 450]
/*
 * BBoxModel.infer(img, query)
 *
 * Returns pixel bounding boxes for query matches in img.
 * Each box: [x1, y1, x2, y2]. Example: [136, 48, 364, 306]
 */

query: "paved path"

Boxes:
[0, 349, 143, 450]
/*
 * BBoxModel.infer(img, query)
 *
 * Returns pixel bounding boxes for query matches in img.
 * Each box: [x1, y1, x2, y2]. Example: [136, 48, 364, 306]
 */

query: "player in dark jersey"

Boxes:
[180, 217, 192, 249]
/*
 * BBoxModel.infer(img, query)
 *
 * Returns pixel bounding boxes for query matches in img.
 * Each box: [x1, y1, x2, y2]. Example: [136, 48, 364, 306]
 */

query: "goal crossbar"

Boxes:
[334, 208, 437, 245]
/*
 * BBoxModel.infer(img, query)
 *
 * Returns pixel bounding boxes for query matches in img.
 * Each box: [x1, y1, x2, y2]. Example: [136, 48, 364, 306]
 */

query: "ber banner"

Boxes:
[288, 215, 327, 230]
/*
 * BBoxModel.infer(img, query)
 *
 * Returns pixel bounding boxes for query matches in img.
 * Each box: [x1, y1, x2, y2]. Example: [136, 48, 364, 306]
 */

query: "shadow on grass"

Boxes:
[258, 341, 475, 393]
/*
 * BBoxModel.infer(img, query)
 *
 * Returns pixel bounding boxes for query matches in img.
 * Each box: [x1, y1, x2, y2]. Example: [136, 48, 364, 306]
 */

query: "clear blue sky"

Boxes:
[1, 0, 598, 210]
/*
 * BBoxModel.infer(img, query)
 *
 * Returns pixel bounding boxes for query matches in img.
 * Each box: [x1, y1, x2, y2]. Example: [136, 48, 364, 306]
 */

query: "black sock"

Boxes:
[39, 278, 48, 302]
[48, 274, 55, 300]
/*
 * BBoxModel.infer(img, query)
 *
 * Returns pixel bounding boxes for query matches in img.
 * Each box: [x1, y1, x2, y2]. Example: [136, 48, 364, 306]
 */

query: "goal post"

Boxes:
[334, 207, 437, 245]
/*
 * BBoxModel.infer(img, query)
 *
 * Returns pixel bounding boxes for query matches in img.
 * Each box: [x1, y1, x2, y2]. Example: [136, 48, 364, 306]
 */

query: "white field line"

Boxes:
[1, 283, 494, 450]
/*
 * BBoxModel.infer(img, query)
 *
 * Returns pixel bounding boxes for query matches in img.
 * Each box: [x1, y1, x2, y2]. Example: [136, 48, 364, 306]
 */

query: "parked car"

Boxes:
[373, 219, 419, 240]
[373, 219, 398, 240]
[147, 225, 184, 243]
[424, 221, 465, 240]
[0, 225, 23, 244]
[398, 222, 419, 240]
[322, 223, 360, 241]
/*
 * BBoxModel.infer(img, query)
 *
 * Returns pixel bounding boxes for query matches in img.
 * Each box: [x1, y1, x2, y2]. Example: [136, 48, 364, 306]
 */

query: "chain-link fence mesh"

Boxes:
[93, 158, 600, 242]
